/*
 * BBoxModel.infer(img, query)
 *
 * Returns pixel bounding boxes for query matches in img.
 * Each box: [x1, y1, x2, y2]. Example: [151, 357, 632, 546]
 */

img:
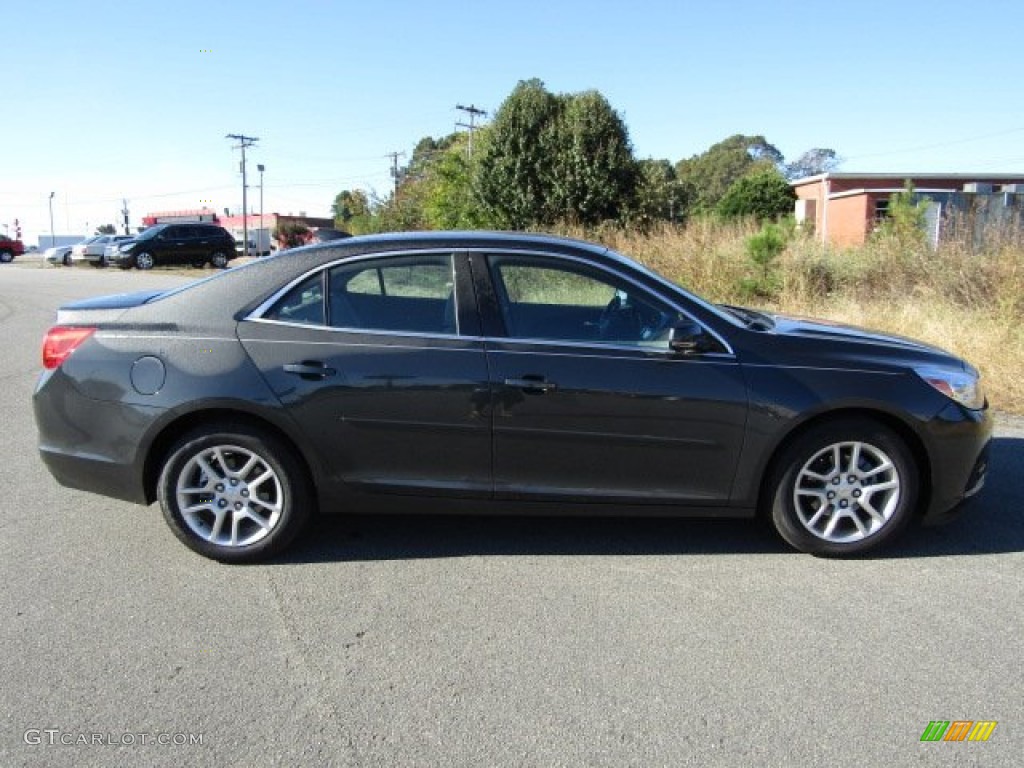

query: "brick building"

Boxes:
[791, 173, 1024, 247]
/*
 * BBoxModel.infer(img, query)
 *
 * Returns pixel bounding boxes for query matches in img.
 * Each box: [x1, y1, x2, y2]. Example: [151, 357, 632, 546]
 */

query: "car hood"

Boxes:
[767, 312, 959, 362]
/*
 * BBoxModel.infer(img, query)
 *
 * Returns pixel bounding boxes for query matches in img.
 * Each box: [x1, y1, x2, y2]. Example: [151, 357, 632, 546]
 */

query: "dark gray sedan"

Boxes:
[33, 232, 992, 562]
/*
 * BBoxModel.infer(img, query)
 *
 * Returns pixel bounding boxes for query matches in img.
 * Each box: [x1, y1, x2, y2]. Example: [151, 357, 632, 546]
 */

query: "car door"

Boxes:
[474, 251, 749, 506]
[237, 251, 492, 499]
[155, 225, 190, 265]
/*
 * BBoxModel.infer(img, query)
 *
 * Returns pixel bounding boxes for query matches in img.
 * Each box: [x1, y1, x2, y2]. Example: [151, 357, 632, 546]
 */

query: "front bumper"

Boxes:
[920, 403, 993, 524]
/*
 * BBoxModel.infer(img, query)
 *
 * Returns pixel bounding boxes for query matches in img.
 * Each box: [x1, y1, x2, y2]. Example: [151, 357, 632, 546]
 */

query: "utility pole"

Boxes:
[48, 192, 55, 248]
[121, 198, 131, 235]
[257, 164, 265, 256]
[226, 133, 259, 257]
[455, 104, 487, 158]
[385, 151, 405, 199]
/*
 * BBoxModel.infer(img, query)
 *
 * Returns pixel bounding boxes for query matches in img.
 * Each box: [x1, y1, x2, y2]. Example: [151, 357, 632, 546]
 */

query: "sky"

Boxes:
[4, 0, 1024, 245]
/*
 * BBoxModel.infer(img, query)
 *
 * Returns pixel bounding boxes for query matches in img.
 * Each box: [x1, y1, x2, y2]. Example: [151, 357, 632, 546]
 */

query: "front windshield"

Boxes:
[604, 247, 746, 329]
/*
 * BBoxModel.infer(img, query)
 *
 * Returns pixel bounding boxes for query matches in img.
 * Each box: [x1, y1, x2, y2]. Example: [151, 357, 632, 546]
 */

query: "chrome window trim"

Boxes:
[245, 246, 735, 357]
[479, 248, 735, 357]
[247, 248, 461, 323]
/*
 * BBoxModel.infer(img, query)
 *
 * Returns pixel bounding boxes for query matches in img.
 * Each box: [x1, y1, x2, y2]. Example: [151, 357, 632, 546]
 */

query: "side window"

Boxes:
[328, 254, 458, 334]
[489, 256, 679, 345]
[264, 273, 325, 326]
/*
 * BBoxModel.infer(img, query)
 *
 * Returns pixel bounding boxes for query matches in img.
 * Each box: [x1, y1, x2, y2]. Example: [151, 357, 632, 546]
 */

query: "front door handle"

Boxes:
[283, 361, 337, 380]
[504, 375, 557, 394]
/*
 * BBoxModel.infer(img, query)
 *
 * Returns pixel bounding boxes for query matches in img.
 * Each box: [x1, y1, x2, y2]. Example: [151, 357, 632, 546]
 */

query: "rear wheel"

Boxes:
[157, 424, 312, 562]
[209, 251, 229, 269]
[62, 252, 72, 266]
[90, 256, 106, 268]
[0, 250, 12, 263]
[769, 419, 918, 556]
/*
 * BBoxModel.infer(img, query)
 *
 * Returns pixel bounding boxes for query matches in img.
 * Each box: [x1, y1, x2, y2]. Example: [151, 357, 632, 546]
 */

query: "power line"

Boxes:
[844, 126, 1024, 161]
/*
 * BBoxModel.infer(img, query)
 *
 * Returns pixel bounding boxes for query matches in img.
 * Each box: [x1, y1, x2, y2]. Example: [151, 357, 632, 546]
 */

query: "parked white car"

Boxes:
[71, 235, 132, 267]
[44, 244, 77, 267]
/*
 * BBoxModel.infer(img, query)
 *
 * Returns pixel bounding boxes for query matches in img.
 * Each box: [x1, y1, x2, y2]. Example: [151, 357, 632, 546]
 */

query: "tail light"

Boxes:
[42, 326, 96, 369]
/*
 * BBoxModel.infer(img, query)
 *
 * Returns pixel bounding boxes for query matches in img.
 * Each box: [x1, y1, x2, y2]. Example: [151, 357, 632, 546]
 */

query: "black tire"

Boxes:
[89, 257, 106, 268]
[769, 419, 918, 556]
[209, 251, 229, 269]
[0, 250, 12, 264]
[157, 424, 312, 563]
[135, 251, 155, 270]
[63, 253, 72, 266]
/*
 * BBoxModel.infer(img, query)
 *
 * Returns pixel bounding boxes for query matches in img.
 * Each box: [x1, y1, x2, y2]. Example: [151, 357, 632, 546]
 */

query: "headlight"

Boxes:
[915, 366, 986, 410]
[118, 244, 134, 253]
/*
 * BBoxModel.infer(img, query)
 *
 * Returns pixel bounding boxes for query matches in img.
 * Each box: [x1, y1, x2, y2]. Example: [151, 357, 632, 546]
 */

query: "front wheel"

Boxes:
[157, 425, 312, 562]
[90, 257, 106, 268]
[769, 419, 918, 556]
[0, 251, 12, 263]
[135, 251, 155, 270]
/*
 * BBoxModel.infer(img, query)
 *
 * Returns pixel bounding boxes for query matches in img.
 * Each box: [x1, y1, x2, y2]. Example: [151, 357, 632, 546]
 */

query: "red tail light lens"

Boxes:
[42, 327, 96, 369]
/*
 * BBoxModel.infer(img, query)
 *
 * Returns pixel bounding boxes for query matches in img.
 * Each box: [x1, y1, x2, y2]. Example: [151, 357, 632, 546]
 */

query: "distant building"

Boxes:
[791, 173, 1024, 247]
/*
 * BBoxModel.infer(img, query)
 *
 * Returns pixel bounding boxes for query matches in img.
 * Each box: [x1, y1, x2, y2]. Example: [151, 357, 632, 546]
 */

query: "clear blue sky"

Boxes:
[4, 0, 1024, 244]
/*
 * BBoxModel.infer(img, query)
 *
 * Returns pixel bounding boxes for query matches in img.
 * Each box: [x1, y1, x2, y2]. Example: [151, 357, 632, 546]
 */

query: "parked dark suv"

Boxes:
[112, 223, 236, 270]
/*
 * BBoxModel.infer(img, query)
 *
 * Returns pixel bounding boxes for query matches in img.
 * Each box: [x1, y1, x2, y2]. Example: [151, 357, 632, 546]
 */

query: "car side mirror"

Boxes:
[669, 321, 708, 356]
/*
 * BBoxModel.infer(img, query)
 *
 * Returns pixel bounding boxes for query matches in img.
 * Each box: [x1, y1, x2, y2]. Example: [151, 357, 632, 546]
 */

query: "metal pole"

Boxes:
[48, 192, 55, 247]
[226, 134, 259, 258]
[241, 148, 249, 258]
[257, 164, 265, 256]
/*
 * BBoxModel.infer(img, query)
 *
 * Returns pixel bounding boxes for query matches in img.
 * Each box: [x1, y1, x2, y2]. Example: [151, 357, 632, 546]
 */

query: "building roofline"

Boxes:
[791, 172, 1024, 186]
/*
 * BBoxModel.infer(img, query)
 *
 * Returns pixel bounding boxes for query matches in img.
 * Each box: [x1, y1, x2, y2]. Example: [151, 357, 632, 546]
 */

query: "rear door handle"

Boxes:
[283, 361, 337, 380]
[504, 375, 557, 394]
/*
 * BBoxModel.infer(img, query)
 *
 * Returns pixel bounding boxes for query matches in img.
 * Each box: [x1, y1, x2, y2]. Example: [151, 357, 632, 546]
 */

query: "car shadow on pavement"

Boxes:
[278, 437, 1024, 564]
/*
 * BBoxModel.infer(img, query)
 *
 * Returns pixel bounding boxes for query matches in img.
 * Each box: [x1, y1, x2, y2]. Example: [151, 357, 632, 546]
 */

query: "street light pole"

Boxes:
[48, 192, 55, 248]
[257, 164, 265, 256]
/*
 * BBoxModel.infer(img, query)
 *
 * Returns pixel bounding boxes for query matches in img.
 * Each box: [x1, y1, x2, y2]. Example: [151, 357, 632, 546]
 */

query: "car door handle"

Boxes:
[504, 376, 557, 394]
[283, 361, 337, 380]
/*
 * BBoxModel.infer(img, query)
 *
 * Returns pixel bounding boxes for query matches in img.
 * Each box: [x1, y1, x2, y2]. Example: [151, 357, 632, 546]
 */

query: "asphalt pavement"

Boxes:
[1, 264, 1022, 767]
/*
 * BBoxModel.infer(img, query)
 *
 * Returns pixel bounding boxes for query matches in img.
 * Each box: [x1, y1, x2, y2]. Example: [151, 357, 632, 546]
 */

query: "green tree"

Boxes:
[331, 189, 373, 233]
[675, 134, 784, 213]
[477, 79, 638, 228]
[741, 221, 788, 298]
[546, 90, 635, 224]
[874, 180, 930, 246]
[273, 222, 311, 249]
[784, 148, 841, 180]
[95, 223, 116, 235]
[421, 135, 492, 229]
[626, 158, 688, 229]
[716, 168, 795, 221]
[476, 79, 562, 228]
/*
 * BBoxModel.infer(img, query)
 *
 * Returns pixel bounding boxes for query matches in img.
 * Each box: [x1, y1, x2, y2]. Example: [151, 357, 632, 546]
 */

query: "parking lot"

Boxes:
[1, 264, 1022, 767]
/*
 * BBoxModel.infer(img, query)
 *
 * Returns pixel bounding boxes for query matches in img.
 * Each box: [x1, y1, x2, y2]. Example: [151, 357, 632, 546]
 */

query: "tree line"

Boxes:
[332, 79, 839, 234]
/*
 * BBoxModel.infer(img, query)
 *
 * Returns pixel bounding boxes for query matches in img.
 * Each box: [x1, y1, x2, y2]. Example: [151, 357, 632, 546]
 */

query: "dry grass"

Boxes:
[573, 220, 1024, 414]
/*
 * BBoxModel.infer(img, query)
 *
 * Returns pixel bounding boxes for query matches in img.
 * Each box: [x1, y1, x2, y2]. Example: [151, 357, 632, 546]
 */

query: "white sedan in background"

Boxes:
[71, 235, 131, 267]
[44, 244, 77, 267]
